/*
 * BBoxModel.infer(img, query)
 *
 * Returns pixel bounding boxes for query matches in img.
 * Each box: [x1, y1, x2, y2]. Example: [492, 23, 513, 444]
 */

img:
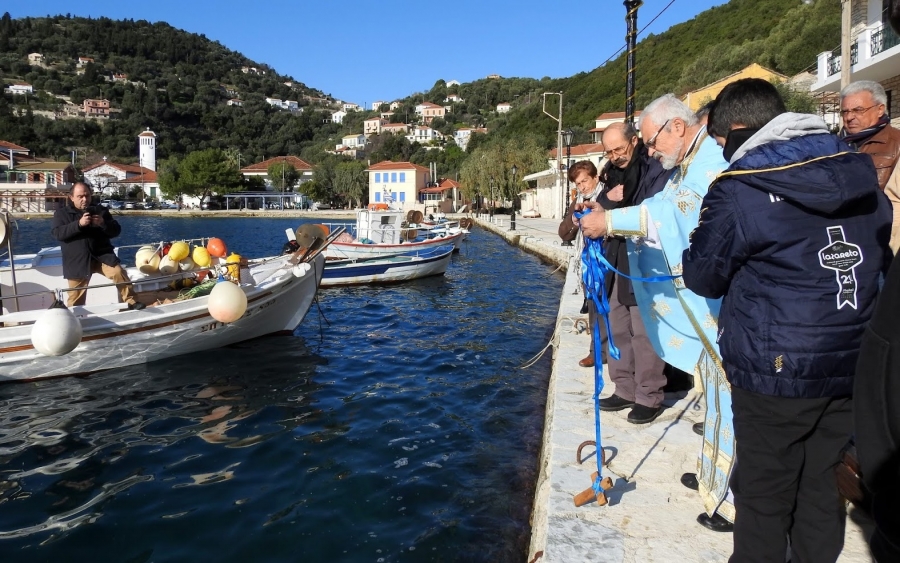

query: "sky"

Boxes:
[8, 0, 730, 106]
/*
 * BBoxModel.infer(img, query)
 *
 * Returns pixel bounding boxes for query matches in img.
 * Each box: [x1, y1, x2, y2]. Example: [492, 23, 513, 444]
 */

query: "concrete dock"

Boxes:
[471, 215, 875, 563]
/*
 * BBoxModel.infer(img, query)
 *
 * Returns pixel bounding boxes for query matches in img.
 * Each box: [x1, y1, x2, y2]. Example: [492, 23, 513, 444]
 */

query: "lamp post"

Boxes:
[561, 128, 575, 246]
[489, 176, 494, 220]
[509, 164, 517, 231]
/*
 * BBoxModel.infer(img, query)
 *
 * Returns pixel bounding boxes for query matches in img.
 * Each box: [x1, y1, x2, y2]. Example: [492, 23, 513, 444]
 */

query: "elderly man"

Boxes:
[575, 94, 733, 530]
[686, 78, 891, 563]
[51, 182, 144, 310]
[596, 122, 671, 424]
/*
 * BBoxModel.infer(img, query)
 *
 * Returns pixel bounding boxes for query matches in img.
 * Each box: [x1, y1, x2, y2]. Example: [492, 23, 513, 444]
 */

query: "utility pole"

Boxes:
[542, 92, 564, 219]
[841, 0, 852, 88]
[624, 0, 643, 124]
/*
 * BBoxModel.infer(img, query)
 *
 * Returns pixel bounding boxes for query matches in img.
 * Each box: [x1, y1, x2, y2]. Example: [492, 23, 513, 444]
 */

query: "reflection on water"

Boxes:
[0, 220, 561, 562]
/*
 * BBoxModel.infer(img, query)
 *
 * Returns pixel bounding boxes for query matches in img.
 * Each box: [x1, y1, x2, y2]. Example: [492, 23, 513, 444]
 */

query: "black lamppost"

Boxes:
[509, 164, 517, 231]
[561, 128, 575, 246]
[489, 176, 494, 220]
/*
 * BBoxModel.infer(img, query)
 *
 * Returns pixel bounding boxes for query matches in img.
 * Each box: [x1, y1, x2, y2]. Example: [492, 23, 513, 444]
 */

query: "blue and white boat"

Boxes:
[321, 244, 454, 287]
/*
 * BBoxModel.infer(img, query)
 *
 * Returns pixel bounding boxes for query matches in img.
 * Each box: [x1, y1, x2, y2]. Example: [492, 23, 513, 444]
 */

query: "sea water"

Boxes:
[0, 216, 563, 562]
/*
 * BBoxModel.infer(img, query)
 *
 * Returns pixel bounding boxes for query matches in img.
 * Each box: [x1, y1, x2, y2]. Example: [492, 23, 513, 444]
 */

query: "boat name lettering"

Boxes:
[200, 321, 225, 333]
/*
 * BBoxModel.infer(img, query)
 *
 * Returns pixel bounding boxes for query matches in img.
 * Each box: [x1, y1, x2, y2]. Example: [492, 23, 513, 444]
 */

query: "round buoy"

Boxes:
[207, 238, 227, 258]
[208, 280, 247, 323]
[31, 307, 82, 356]
[192, 246, 212, 268]
[135, 245, 160, 274]
[225, 253, 242, 281]
[178, 256, 196, 271]
[168, 241, 190, 261]
[158, 255, 178, 275]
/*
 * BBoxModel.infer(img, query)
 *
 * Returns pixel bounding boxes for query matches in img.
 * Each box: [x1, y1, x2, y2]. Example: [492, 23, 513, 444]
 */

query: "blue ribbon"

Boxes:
[575, 207, 679, 496]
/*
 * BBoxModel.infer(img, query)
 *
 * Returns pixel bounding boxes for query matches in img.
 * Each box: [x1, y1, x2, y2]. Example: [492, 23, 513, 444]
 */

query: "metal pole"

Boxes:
[624, 0, 643, 124]
[561, 143, 573, 247]
[509, 167, 517, 231]
[541, 92, 565, 219]
[840, 0, 852, 88]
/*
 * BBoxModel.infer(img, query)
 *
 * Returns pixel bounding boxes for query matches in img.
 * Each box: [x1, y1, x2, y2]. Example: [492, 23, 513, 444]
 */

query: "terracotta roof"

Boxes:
[419, 186, 450, 194]
[82, 161, 158, 182]
[439, 179, 460, 189]
[364, 117, 384, 122]
[417, 102, 442, 109]
[382, 123, 407, 128]
[595, 110, 642, 120]
[366, 161, 430, 173]
[548, 143, 606, 158]
[240, 155, 313, 173]
[138, 130, 156, 137]
[11, 162, 73, 172]
[0, 140, 29, 152]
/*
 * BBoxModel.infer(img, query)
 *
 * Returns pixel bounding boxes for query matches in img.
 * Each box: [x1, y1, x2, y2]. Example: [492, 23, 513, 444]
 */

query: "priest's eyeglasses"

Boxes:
[645, 119, 671, 149]
[840, 105, 877, 117]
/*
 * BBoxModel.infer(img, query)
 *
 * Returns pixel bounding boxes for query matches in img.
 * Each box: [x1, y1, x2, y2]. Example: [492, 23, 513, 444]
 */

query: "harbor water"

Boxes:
[0, 216, 563, 562]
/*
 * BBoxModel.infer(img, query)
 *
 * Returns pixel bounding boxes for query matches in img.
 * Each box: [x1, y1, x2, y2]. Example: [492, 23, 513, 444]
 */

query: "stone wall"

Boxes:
[881, 74, 900, 125]
[851, 0, 869, 38]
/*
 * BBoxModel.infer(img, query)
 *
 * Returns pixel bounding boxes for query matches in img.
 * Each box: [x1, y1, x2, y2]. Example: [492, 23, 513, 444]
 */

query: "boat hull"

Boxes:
[0, 254, 324, 382]
[321, 246, 452, 287]
[325, 232, 463, 260]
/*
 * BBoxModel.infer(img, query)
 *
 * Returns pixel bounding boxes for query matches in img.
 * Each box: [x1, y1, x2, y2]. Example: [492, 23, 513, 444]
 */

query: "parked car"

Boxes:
[123, 201, 136, 210]
[143, 200, 158, 210]
[108, 200, 124, 210]
[312, 202, 331, 210]
[200, 201, 221, 210]
[160, 202, 178, 209]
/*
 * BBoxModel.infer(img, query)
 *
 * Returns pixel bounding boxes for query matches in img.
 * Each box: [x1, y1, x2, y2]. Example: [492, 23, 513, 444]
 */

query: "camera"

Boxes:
[85, 205, 99, 216]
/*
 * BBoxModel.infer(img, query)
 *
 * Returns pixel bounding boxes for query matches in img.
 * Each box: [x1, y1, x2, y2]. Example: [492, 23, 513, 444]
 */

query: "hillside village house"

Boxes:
[367, 161, 430, 208]
[227, 98, 243, 107]
[28, 53, 44, 65]
[340, 134, 366, 149]
[811, 0, 900, 127]
[454, 127, 488, 151]
[682, 63, 788, 111]
[371, 100, 386, 110]
[446, 80, 461, 87]
[381, 123, 410, 135]
[77, 56, 94, 67]
[496, 102, 511, 113]
[444, 94, 464, 103]
[589, 111, 643, 143]
[5, 83, 33, 95]
[112, 73, 128, 82]
[342, 102, 361, 112]
[364, 117, 386, 136]
[415, 102, 445, 124]
[406, 126, 444, 145]
[389, 101, 401, 111]
[83, 98, 111, 118]
[380, 111, 395, 120]
[331, 110, 347, 124]
[420, 178, 465, 213]
[0, 140, 75, 212]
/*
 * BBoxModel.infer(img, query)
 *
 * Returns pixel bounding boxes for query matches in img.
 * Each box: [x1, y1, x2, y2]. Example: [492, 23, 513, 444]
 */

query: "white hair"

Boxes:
[841, 80, 888, 106]
[639, 94, 697, 130]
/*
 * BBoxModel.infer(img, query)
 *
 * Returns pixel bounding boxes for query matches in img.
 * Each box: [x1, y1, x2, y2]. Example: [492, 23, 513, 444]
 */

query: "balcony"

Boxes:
[813, 20, 900, 92]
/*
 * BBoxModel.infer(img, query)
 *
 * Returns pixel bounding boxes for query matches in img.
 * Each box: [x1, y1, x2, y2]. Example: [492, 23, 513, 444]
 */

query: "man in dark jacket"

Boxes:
[596, 122, 672, 424]
[51, 182, 144, 310]
[683, 79, 892, 562]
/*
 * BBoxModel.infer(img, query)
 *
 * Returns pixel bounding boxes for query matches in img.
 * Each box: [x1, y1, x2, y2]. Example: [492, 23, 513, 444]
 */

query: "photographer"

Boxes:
[51, 182, 144, 310]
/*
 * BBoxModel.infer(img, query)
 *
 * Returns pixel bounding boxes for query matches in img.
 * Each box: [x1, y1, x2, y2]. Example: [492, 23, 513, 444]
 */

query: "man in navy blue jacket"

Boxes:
[682, 79, 892, 562]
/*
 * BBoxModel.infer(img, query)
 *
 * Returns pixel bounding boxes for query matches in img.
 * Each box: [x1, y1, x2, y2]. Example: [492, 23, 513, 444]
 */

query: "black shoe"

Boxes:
[599, 394, 635, 412]
[680, 472, 699, 491]
[697, 512, 734, 533]
[627, 404, 663, 424]
[128, 302, 146, 311]
[693, 422, 704, 436]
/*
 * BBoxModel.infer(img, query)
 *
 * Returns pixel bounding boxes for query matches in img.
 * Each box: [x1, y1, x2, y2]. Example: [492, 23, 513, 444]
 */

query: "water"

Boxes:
[0, 216, 563, 562]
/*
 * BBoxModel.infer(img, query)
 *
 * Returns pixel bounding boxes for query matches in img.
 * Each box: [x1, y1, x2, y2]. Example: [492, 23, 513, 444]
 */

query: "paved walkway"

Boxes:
[467, 214, 875, 563]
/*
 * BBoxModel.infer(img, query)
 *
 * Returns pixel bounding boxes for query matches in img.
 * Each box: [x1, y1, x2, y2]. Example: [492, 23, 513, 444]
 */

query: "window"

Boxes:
[391, 173, 397, 182]
[399, 172, 406, 182]
[399, 192, 405, 202]
[375, 192, 381, 202]
[375, 173, 381, 182]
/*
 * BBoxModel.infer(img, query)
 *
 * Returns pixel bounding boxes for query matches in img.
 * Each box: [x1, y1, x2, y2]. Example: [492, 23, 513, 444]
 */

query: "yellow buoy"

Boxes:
[225, 252, 242, 282]
[192, 246, 212, 268]
[168, 241, 190, 261]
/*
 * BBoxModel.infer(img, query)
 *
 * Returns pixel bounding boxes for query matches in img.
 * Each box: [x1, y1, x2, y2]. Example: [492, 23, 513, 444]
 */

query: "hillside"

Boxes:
[0, 13, 337, 165]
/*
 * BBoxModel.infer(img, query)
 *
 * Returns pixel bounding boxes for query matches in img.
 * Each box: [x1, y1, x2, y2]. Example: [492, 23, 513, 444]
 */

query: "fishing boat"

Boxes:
[0, 216, 341, 382]
[320, 244, 454, 287]
[323, 208, 463, 260]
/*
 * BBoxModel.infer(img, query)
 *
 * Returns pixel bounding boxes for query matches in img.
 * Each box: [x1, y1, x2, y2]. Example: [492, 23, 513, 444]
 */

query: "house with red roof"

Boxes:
[414, 102, 445, 124]
[588, 111, 643, 143]
[0, 140, 74, 212]
[82, 158, 159, 199]
[366, 161, 431, 208]
[240, 156, 314, 188]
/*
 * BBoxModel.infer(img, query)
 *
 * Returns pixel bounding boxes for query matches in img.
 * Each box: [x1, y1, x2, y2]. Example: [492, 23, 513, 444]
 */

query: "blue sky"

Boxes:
[8, 0, 729, 105]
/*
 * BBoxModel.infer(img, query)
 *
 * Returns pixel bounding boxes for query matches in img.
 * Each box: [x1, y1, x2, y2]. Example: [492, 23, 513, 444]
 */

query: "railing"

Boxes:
[827, 42, 859, 77]
[872, 23, 900, 57]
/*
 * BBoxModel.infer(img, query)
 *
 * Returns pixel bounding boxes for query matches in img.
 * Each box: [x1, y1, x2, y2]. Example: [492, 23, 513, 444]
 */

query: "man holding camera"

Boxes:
[51, 182, 145, 310]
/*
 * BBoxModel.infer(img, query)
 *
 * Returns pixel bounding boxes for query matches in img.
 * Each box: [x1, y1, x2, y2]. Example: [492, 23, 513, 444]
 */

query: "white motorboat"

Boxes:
[323, 209, 463, 260]
[321, 244, 454, 287]
[0, 218, 337, 382]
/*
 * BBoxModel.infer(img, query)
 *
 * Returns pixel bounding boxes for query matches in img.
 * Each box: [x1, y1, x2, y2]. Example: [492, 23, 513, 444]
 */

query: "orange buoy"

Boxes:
[207, 237, 227, 258]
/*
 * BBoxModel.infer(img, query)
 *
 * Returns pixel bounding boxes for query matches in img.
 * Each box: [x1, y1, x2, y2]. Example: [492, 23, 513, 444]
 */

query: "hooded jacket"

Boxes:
[683, 113, 893, 398]
[51, 201, 123, 280]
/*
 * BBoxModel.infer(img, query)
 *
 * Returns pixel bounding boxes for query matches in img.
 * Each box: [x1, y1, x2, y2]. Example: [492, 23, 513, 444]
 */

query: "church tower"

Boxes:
[138, 128, 156, 171]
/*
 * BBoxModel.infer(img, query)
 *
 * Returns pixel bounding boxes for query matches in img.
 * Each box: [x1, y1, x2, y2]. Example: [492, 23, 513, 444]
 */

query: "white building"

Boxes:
[371, 100, 386, 110]
[331, 110, 347, 124]
[343, 102, 361, 112]
[406, 126, 444, 145]
[367, 161, 430, 209]
[589, 111, 643, 143]
[341, 134, 366, 149]
[496, 102, 512, 113]
[28, 53, 44, 65]
[444, 94, 464, 103]
[389, 101, 401, 110]
[364, 117, 386, 136]
[446, 80, 461, 87]
[138, 128, 157, 172]
[5, 83, 33, 95]
[454, 127, 488, 151]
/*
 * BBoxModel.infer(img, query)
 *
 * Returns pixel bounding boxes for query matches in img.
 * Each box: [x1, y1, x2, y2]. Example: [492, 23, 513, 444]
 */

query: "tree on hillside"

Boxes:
[267, 161, 299, 191]
[177, 148, 243, 203]
[333, 160, 367, 209]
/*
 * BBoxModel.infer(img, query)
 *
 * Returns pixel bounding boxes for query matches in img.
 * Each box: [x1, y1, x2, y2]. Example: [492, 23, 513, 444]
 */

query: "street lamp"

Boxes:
[489, 176, 494, 220]
[509, 164, 517, 231]
[561, 128, 575, 246]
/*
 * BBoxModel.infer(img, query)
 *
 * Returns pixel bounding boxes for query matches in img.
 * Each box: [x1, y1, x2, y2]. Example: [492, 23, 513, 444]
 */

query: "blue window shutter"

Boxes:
[375, 172, 380, 182]
[391, 172, 397, 182]
[375, 192, 381, 202]
[399, 172, 406, 182]
[399, 192, 405, 202]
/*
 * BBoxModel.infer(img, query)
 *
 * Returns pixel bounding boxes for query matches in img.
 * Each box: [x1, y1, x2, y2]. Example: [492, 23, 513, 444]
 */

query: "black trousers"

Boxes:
[729, 387, 852, 563]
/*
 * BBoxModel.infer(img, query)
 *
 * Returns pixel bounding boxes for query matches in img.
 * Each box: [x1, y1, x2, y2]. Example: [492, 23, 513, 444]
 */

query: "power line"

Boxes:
[594, 0, 680, 70]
